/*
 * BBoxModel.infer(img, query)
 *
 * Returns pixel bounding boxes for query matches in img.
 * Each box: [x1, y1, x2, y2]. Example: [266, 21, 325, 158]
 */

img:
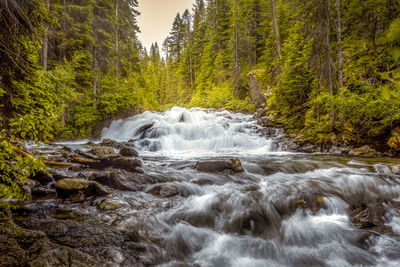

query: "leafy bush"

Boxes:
[0, 138, 46, 200]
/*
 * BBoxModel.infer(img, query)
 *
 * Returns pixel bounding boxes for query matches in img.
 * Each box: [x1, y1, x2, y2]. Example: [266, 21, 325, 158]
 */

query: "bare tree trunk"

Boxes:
[189, 41, 193, 89]
[271, 0, 282, 59]
[93, 48, 98, 106]
[42, 0, 49, 70]
[233, 0, 240, 95]
[115, 0, 119, 77]
[59, 0, 67, 63]
[324, 0, 335, 129]
[216, 0, 220, 53]
[336, 0, 343, 89]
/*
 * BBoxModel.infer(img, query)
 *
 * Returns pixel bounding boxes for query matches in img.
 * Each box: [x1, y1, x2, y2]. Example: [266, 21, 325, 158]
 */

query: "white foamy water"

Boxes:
[101, 107, 281, 158]
[52, 107, 400, 266]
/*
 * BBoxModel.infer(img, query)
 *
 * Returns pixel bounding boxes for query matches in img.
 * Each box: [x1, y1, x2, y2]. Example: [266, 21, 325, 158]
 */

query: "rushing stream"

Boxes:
[24, 107, 400, 266]
[98, 107, 400, 266]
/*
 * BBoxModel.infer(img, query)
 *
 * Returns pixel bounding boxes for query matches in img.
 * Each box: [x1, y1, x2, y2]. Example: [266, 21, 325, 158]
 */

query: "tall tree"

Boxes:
[271, 0, 282, 59]
[336, 0, 343, 89]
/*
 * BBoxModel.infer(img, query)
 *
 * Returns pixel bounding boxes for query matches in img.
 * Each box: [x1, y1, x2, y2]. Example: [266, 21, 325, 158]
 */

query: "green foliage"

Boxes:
[8, 63, 75, 142]
[190, 80, 252, 111]
[1, 0, 400, 152]
[0, 139, 46, 200]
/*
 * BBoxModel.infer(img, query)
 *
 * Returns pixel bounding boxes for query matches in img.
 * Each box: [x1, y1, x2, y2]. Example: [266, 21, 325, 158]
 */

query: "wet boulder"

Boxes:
[91, 171, 141, 191]
[100, 139, 125, 149]
[50, 170, 71, 181]
[31, 187, 56, 197]
[31, 171, 53, 186]
[120, 146, 139, 157]
[105, 157, 142, 172]
[350, 201, 387, 231]
[15, 216, 156, 266]
[90, 146, 115, 155]
[195, 158, 244, 173]
[147, 184, 179, 198]
[71, 155, 142, 173]
[55, 178, 108, 200]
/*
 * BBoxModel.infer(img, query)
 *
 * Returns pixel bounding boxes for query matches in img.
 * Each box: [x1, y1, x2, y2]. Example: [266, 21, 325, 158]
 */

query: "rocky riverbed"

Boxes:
[1, 107, 400, 266]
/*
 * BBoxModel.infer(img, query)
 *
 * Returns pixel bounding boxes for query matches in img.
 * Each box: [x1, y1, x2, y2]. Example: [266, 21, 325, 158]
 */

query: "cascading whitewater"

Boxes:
[101, 107, 280, 156]
[33, 107, 400, 266]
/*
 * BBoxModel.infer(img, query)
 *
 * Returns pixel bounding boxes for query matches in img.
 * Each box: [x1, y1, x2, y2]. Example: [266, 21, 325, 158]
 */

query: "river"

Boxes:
[19, 107, 400, 266]
[97, 107, 400, 266]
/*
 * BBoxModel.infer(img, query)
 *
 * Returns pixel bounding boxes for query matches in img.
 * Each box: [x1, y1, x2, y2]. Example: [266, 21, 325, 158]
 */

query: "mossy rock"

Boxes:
[0, 201, 11, 222]
[98, 200, 121, 211]
[119, 146, 138, 157]
[352, 145, 380, 157]
[55, 179, 108, 199]
[388, 129, 400, 151]
[90, 146, 115, 155]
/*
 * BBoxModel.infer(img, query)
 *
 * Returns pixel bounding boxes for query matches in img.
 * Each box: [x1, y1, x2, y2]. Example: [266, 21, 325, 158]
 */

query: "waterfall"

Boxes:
[101, 107, 281, 156]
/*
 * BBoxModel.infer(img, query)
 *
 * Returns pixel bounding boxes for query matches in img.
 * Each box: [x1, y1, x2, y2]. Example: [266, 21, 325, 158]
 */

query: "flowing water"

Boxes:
[66, 108, 400, 266]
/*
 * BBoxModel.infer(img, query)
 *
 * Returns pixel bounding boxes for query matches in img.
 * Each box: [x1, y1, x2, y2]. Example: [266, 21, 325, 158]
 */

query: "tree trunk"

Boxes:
[271, 0, 282, 59]
[324, 0, 335, 129]
[336, 0, 343, 89]
[189, 41, 193, 88]
[93, 49, 98, 106]
[42, 0, 49, 71]
[233, 0, 240, 95]
[115, 0, 119, 77]
[216, 0, 220, 53]
[59, 0, 67, 63]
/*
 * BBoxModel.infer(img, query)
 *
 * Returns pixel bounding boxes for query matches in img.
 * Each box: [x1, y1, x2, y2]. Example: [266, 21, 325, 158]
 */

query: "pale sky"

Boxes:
[137, 0, 195, 52]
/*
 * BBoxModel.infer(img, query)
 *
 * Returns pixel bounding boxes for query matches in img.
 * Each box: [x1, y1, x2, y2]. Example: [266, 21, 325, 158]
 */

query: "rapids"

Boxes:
[26, 107, 400, 266]
[98, 107, 400, 266]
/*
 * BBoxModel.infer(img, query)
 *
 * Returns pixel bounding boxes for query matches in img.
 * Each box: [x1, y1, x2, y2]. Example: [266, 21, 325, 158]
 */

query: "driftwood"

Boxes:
[44, 161, 74, 167]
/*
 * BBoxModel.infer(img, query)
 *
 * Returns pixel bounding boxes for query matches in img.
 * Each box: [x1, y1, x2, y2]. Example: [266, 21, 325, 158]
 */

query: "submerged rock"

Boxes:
[147, 184, 179, 198]
[55, 178, 108, 199]
[120, 146, 139, 157]
[195, 158, 244, 173]
[98, 199, 121, 211]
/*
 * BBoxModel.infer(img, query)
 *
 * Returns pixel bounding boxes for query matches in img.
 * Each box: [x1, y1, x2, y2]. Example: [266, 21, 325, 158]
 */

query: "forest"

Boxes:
[2, 1, 400, 265]
[0, 0, 400, 198]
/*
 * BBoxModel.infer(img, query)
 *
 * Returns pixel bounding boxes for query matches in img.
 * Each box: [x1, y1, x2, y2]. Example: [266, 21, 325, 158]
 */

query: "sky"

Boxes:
[137, 0, 195, 52]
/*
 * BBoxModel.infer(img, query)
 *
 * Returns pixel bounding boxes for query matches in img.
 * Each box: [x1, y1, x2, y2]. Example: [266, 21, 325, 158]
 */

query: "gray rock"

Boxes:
[91, 171, 141, 191]
[195, 158, 244, 173]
